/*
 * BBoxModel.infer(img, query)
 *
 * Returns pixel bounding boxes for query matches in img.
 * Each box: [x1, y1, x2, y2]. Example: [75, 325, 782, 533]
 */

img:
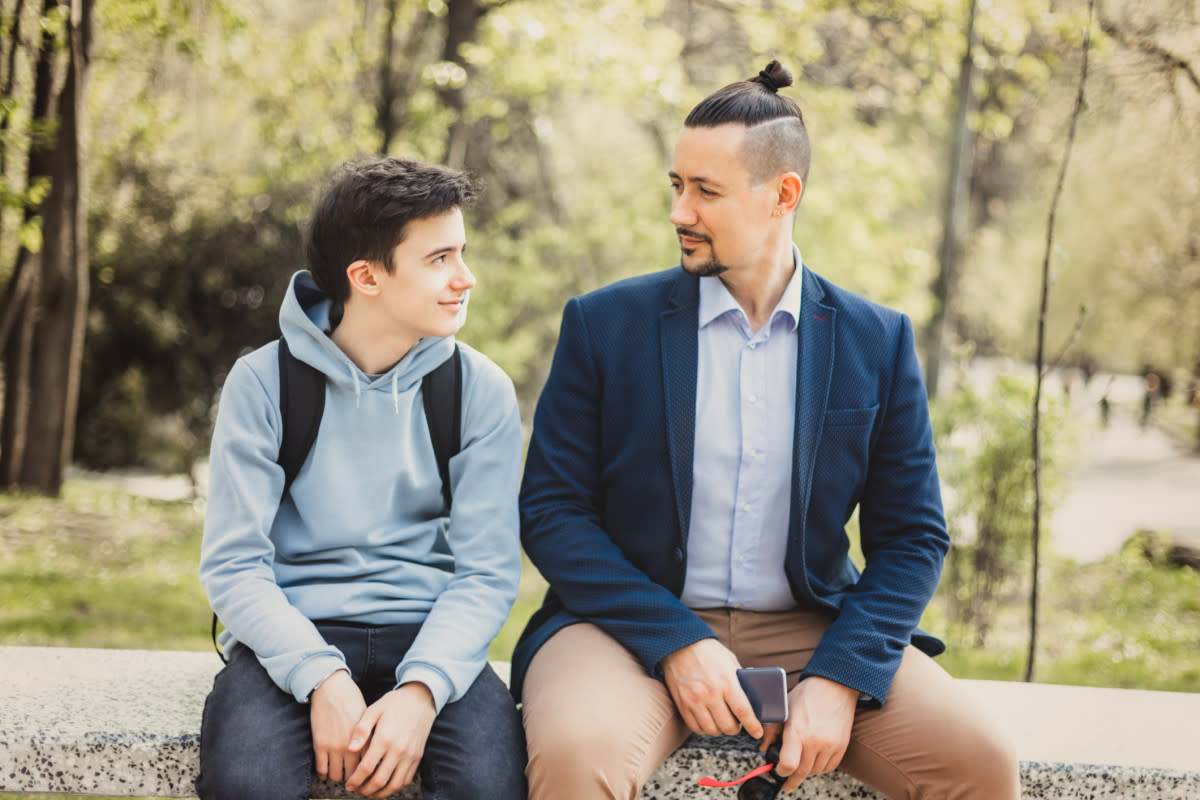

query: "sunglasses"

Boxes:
[697, 745, 784, 799]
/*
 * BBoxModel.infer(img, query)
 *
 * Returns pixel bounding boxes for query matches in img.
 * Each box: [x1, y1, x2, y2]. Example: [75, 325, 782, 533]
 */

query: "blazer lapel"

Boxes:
[790, 267, 836, 548]
[661, 271, 700, 543]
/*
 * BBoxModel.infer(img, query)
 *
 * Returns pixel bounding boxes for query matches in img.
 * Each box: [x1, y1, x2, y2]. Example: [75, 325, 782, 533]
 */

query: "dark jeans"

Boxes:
[196, 622, 527, 800]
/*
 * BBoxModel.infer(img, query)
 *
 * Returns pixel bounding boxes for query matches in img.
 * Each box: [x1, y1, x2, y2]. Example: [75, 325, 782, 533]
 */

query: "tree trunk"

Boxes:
[375, 0, 399, 153]
[1, 0, 92, 496]
[438, 0, 481, 168]
[1, 0, 57, 483]
[1026, 0, 1093, 683]
[922, 0, 977, 397]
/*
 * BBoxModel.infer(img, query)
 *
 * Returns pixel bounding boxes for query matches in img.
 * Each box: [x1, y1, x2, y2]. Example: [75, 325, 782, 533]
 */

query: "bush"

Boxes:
[932, 366, 1077, 646]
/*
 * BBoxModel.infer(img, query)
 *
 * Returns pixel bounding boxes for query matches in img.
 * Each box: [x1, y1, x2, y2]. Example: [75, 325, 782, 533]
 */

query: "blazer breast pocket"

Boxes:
[823, 404, 879, 430]
[812, 405, 881, 504]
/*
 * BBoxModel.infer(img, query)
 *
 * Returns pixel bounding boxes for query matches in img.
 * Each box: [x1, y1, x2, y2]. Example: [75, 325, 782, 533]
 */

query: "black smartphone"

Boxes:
[736, 666, 788, 723]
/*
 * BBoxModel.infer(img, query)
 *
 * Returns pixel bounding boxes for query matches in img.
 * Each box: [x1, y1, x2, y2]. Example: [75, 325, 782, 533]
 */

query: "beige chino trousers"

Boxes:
[522, 609, 1020, 799]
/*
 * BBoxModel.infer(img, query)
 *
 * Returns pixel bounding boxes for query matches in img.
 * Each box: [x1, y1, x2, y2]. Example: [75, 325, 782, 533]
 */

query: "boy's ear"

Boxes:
[345, 259, 380, 297]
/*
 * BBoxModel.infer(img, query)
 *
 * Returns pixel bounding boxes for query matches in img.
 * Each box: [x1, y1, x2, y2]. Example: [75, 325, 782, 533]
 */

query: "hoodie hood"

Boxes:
[279, 270, 456, 409]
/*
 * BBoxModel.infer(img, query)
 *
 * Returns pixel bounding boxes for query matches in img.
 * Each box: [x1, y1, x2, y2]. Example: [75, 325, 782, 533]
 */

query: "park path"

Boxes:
[1049, 377, 1200, 562]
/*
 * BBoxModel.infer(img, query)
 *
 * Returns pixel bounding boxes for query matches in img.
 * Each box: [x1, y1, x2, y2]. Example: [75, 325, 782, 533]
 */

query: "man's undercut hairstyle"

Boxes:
[305, 156, 481, 303]
[685, 60, 812, 189]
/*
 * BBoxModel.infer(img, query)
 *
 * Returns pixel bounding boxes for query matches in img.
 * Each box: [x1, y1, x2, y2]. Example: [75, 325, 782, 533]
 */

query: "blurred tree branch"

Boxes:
[1099, 13, 1200, 93]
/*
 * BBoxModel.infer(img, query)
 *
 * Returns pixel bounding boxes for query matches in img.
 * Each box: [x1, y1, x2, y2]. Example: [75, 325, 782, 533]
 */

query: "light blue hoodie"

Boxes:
[199, 270, 522, 711]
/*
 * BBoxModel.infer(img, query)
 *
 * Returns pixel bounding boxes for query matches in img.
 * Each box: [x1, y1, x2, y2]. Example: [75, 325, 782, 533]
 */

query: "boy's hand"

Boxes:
[344, 682, 437, 799]
[310, 669, 366, 785]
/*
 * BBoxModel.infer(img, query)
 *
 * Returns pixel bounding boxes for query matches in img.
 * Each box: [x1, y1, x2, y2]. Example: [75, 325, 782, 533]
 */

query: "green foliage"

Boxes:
[0, 482, 208, 651]
[925, 544, 1200, 692]
[931, 364, 1077, 644]
[76, 174, 304, 470]
[41, 0, 1198, 468]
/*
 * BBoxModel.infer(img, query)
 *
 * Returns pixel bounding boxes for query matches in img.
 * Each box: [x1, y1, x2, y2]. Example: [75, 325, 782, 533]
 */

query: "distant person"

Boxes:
[1080, 355, 1097, 386]
[1099, 376, 1114, 428]
[1142, 371, 1161, 428]
[1189, 359, 1200, 408]
[197, 157, 526, 800]
[514, 61, 1018, 799]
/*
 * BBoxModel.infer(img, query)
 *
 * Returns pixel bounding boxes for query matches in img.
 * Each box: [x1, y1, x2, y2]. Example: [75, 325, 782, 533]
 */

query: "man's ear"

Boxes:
[775, 171, 803, 216]
[345, 259, 380, 297]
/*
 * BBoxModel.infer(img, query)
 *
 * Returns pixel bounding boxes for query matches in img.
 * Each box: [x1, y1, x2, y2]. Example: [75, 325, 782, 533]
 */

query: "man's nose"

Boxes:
[670, 194, 697, 227]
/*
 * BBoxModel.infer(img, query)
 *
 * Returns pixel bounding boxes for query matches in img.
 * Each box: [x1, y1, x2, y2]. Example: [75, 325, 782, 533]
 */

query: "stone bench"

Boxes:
[1, 646, 1198, 798]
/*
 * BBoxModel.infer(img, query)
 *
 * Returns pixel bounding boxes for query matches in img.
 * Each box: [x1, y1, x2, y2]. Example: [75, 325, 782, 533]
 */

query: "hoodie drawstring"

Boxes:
[343, 355, 405, 416]
[348, 363, 363, 409]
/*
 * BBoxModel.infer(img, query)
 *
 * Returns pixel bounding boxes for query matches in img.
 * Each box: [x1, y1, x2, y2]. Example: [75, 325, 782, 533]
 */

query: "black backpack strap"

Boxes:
[212, 336, 327, 663]
[277, 336, 326, 495]
[423, 344, 462, 511]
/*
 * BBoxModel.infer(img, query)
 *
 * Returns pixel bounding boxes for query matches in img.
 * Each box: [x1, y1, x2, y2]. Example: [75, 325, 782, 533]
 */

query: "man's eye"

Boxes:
[699, 188, 716, 197]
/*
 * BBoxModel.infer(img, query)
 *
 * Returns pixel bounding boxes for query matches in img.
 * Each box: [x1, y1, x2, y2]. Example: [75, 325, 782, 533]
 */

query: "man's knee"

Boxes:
[526, 723, 644, 800]
[956, 720, 1020, 797]
[911, 713, 1019, 799]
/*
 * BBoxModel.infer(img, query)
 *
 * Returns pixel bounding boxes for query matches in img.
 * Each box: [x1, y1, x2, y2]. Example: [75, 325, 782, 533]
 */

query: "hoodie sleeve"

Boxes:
[199, 353, 347, 703]
[392, 350, 523, 711]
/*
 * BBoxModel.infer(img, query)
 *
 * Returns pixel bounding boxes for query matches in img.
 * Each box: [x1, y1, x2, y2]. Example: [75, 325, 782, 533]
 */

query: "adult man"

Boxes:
[515, 62, 1018, 798]
[198, 157, 526, 800]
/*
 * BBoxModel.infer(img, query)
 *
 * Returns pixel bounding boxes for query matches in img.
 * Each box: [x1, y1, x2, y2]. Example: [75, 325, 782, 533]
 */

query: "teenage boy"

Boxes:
[197, 157, 526, 800]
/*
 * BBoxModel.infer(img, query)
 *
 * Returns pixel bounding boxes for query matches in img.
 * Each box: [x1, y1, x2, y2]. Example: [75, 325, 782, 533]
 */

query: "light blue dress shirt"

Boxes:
[680, 248, 804, 611]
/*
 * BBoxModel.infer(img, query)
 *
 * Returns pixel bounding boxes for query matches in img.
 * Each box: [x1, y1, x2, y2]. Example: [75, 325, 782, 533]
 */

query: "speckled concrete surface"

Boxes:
[2, 646, 1198, 798]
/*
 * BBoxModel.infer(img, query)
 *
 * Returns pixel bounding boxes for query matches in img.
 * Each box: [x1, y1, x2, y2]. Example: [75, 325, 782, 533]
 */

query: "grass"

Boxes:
[0, 480, 549, 660]
[2, 477, 1197, 799]
[3, 477, 1196, 690]
[925, 545, 1200, 692]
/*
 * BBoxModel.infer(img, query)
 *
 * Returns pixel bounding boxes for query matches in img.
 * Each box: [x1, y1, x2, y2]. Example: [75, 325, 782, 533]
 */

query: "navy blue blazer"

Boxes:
[513, 266, 948, 707]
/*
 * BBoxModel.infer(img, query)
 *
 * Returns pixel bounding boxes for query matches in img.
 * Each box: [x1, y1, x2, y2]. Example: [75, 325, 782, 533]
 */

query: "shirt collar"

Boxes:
[697, 245, 804, 332]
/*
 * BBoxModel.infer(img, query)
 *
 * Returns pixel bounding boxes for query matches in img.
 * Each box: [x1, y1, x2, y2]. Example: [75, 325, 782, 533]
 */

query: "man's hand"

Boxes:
[343, 682, 437, 799]
[760, 676, 858, 792]
[661, 639, 763, 739]
[310, 669, 366, 786]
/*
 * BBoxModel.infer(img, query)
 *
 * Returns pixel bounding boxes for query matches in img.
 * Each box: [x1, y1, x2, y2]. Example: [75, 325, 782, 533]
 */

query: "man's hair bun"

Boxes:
[755, 60, 794, 93]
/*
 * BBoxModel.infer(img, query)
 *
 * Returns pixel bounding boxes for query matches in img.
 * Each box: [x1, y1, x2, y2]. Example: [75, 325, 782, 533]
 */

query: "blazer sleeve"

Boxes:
[799, 314, 950, 707]
[520, 297, 716, 677]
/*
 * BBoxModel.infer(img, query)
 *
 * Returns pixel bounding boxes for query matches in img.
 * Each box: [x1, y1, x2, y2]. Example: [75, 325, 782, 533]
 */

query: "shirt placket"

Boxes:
[729, 324, 771, 609]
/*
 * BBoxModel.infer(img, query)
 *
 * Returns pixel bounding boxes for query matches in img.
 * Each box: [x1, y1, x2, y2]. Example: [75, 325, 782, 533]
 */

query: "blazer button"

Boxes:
[673, 547, 684, 563]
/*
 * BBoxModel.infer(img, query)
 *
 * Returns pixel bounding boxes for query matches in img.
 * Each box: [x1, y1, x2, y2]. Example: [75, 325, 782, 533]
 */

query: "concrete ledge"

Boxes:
[1, 646, 1198, 798]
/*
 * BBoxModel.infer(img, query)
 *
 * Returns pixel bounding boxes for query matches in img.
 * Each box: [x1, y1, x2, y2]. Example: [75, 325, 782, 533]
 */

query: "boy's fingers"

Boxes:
[349, 708, 379, 753]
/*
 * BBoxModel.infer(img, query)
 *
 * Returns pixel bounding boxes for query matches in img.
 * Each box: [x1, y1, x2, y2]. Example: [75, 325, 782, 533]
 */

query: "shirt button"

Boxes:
[749, 448, 759, 458]
[742, 503, 752, 513]
[748, 342, 757, 350]
[748, 394, 759, 404]
[734, 602, 743, 609]
[737, 555, 746, 563]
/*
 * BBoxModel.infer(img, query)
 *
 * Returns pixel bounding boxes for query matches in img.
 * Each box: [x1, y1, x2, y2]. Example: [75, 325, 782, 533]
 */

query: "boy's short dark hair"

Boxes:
[685, 60, 811, 189]
[304, 157, 482, 303]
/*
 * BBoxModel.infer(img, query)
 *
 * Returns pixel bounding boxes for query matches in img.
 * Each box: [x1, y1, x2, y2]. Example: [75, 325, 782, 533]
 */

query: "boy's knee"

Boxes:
[196, 762, 309, 800]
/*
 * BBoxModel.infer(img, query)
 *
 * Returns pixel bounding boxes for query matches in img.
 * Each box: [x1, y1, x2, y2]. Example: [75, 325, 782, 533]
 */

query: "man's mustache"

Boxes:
[676, 228, 711, 244]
